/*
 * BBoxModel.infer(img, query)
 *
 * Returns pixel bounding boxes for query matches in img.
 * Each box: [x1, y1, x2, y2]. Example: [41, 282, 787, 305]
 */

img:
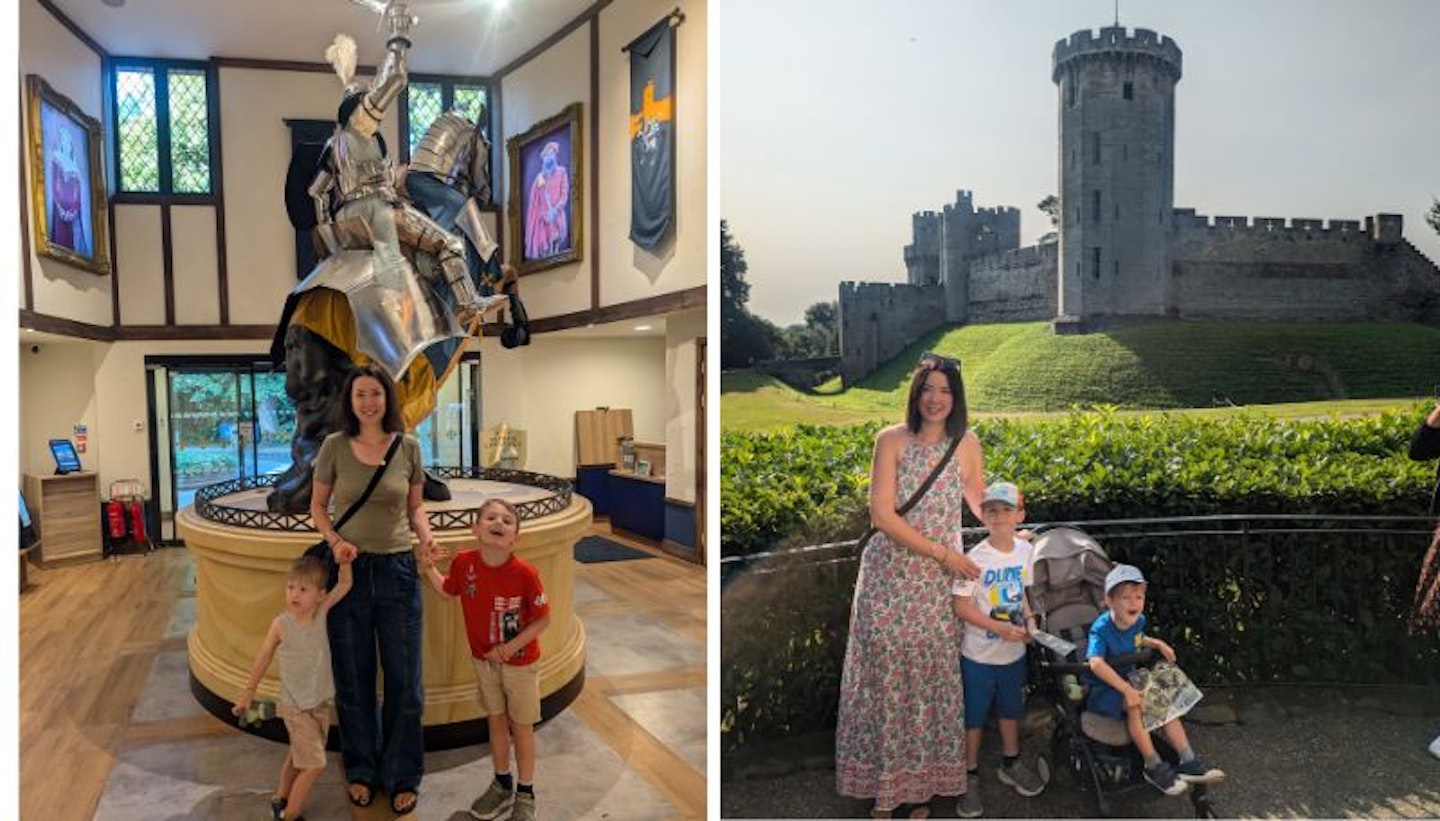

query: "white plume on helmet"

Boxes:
[325, 33, 359, 89]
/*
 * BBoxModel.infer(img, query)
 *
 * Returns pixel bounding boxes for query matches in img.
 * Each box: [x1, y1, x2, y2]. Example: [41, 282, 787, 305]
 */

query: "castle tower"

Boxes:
[1053, 26, 1182, 321]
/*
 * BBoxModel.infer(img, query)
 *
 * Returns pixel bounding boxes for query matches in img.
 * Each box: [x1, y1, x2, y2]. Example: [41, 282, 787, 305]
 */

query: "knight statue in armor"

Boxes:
[266, 4, 522, 513]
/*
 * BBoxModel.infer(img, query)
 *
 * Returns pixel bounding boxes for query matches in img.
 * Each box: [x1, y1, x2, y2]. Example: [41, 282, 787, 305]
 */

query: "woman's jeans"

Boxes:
[328, 551, 425, 792]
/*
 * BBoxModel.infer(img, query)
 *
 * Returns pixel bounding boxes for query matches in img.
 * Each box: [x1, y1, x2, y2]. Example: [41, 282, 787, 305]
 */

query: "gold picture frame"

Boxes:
[507, 102, 583, 276]
[26, 75, 111, 275]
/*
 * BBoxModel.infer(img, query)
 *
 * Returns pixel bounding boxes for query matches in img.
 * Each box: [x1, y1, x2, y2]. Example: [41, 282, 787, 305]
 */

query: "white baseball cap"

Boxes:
[1104, 564, 1148, 595]
[981, 481, 1022, 508]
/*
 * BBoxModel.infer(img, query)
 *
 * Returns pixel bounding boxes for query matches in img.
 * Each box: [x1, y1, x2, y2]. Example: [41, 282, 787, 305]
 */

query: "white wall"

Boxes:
[19, 0, 110, 325]
[477, 333, 668, 478]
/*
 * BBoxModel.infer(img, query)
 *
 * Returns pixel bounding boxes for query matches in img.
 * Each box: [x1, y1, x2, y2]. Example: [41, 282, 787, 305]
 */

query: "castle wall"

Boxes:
[969, 244, 1058, 323]
[838, 281, 948, 384]
[1168, 214, 1440, 323]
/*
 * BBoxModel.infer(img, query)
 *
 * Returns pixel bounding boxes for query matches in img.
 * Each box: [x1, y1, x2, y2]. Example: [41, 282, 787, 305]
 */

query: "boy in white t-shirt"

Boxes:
[951, 481, 1044, 818]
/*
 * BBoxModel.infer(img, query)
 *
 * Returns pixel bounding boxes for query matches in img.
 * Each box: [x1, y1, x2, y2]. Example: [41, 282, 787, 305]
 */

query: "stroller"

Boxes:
[1027, 526, 1218, 818]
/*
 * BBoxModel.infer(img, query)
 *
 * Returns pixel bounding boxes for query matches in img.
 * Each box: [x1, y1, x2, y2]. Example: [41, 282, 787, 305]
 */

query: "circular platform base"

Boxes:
[178, 477, 591, 749]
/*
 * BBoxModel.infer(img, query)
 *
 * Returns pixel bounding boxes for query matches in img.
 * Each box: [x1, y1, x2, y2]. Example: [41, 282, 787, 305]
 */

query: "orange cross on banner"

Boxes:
[629, 80, 672, 139]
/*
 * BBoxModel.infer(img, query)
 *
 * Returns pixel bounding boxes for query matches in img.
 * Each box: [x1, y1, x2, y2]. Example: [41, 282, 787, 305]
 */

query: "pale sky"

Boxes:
[721, 0, 1440, 326]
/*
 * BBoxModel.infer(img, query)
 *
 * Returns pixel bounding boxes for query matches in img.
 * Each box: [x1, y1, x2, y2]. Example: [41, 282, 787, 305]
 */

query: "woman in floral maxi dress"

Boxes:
[836, 353, 986, 818]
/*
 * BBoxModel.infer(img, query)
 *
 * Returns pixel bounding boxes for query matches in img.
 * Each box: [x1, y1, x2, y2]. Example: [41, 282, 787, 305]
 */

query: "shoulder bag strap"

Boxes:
[858, 434, 964, 546]
[330, 434, 404, 532]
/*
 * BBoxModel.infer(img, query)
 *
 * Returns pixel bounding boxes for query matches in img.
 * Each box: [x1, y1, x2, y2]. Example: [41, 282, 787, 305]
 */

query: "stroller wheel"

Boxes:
[1050, 731, 1084, 788]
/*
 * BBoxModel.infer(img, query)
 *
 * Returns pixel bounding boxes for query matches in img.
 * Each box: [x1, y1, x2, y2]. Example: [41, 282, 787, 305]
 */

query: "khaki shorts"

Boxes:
[279, 703, 332, 770]
[472, 657, 541, 725]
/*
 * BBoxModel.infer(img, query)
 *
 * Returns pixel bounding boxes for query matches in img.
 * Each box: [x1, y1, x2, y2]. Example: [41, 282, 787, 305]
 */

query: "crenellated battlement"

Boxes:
[1172, 208, 1398, 242]
[1053, 26, 1182, 81]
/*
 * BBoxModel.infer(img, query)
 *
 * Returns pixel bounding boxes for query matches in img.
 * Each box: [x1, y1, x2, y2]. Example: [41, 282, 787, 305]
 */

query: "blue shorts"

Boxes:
[961, 656, 1027, 729]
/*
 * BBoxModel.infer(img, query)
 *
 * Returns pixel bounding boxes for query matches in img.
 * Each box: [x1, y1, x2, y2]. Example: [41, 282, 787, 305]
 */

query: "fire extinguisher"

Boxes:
[127, 500, 147, 544]
[105, 499, 128, 541]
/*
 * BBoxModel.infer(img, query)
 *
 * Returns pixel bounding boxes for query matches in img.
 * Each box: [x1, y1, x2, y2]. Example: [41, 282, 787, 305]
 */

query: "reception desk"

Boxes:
[177, 491, 591, 748]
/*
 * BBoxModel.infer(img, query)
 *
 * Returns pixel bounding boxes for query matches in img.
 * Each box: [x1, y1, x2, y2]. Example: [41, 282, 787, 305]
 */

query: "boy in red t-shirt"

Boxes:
[421, 498, 549, 821]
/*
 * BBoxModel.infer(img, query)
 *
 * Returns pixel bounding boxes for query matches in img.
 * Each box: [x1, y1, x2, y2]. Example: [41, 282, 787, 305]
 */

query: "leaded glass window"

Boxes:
[403, 79, 491, 160]
[113, 60, 213, 197]
[168, 70, 211, 194]
[407, 82, 444, 156]
[116, 68, 160, 192]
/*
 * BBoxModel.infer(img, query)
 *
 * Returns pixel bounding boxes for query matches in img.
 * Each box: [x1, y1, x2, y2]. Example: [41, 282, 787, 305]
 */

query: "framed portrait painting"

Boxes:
[27, 75, 111, 275]
[507, 102, 582, 275]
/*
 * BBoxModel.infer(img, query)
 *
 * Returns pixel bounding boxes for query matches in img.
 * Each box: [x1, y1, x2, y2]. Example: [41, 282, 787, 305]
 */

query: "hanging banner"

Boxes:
[627, 16, 676, 250]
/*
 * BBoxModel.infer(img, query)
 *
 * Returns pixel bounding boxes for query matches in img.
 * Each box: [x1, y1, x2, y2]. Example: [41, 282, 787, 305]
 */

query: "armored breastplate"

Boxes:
[334, 127, 394, 203]
[410, 111, 475, 190]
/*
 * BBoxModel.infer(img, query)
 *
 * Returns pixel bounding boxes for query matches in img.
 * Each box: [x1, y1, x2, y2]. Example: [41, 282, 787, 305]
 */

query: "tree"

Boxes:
[1037, 194, 1060, 228]
[1427, 197, 1440, 237]
[720, 220, 776, 367]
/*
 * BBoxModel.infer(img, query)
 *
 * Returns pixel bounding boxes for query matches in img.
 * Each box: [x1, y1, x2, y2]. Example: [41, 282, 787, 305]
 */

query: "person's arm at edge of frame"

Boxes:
[868, 426, 980, 579]
[1410, 403, 1440, 461]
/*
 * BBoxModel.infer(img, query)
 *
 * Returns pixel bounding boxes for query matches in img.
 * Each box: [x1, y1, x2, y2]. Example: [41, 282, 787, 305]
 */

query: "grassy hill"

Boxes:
[722, 320, 1440, 431]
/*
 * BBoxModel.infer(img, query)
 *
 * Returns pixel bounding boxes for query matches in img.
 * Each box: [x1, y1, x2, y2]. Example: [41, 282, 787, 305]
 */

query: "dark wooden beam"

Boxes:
[19, 310, 113, 341]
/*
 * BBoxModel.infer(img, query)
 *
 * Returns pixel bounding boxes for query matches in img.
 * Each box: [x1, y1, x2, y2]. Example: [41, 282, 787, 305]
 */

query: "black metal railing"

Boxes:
[720, 514, 1439, 752]
[193, 468, 573, 532]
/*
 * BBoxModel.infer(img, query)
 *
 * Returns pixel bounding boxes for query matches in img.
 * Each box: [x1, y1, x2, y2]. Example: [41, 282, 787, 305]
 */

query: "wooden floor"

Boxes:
[18, 523, 707, 819]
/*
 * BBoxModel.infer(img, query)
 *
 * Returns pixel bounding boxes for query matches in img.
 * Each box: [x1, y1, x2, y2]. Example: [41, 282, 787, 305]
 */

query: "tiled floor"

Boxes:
[23, 528, 705, 820]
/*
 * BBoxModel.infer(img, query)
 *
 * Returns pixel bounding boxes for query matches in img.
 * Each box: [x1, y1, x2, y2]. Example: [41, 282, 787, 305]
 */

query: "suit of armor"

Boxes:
[266, 19, 506, 513]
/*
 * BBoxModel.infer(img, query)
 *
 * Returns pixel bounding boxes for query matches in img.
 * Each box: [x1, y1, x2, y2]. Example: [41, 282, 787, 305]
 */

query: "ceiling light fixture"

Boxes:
[633, 324, 652, 332]
[101, 0, 125, 8]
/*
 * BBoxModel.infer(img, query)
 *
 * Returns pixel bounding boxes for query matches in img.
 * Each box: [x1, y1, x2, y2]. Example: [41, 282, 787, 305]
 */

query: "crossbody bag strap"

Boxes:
[858, 434, 964, 546]
[895, 434, 963, 517]
[331, 434, 404, 533]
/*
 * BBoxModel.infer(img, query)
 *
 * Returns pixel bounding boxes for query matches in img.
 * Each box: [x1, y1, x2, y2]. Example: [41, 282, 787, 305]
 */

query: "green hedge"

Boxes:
[721, 406, 1435, 558]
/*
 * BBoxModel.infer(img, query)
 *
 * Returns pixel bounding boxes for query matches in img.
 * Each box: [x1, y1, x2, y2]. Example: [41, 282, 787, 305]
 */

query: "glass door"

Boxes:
[414, 354, 481, 470]
[149, 359, 295, 542]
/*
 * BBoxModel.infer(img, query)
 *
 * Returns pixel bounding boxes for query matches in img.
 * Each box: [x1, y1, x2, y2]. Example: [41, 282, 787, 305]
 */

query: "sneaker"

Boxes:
[511, 791, 536, 821]
[1176, 756, 1226, 784]
[1430, 734, 1440, 760]
[1143, 760, 1189, 796]
[996, 759, 1046, 797]
[468, 779, 515, 820]
[955, 787, 983, 819]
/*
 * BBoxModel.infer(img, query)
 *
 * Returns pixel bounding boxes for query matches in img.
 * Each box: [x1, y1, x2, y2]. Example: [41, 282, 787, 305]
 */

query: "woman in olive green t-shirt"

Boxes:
[310, 364, 436, 814]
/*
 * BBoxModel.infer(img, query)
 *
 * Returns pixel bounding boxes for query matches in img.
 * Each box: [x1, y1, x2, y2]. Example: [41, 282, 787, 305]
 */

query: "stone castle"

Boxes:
[839, 25, 1440, 384]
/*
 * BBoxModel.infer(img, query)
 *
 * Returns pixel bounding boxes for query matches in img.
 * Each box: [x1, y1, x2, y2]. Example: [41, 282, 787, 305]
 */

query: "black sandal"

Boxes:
[268, 795, 286, 820]
[346, 782, 373, 807]
[390, 789, 418, 815]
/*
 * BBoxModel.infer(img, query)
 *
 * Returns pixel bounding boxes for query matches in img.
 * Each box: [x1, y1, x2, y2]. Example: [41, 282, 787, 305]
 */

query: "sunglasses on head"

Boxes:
[917, 352, 960, 374]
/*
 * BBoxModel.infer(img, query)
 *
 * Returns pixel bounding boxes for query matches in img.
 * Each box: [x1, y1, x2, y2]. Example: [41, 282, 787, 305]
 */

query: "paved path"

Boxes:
[722, 685, 1440, 818]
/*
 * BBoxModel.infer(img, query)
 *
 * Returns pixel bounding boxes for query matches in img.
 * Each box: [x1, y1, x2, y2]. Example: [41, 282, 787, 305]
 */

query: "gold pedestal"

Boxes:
[177, 492, 590, 748]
